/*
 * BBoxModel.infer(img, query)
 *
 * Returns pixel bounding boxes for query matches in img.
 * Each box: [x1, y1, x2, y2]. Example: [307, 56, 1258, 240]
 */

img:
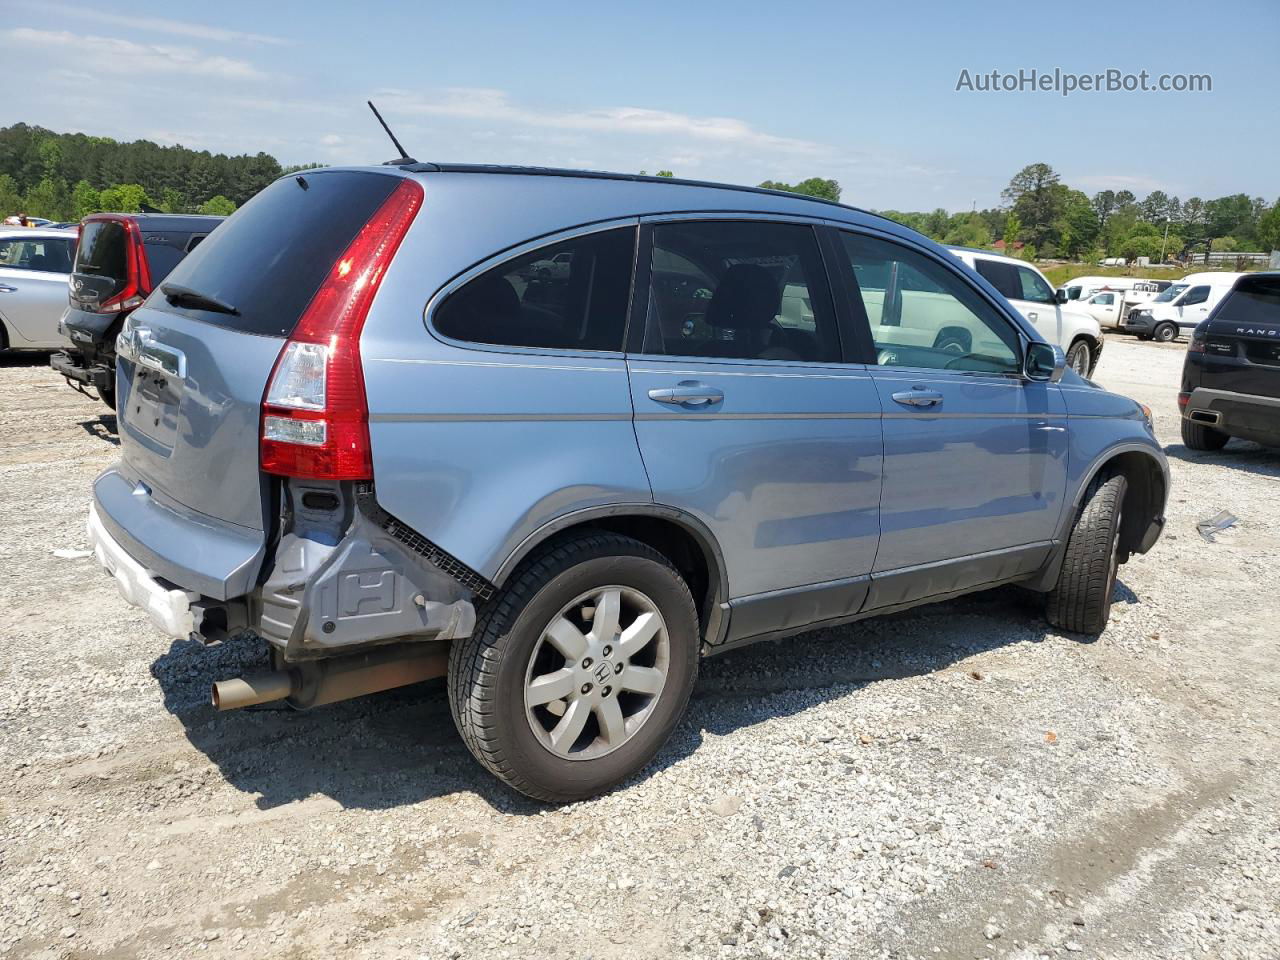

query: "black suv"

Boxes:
[1180, 272, 1280, 450]
[51, 213, 223, 408]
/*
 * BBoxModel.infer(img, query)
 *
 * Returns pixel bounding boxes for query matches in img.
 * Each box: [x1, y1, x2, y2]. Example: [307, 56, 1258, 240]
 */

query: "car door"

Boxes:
[1088, 292, 1119, 328]
[1177, 284, 1212, 332]
[833, 229, 1067, 610]
[0, 234, 75, 347]
[625, 217, 883, 640]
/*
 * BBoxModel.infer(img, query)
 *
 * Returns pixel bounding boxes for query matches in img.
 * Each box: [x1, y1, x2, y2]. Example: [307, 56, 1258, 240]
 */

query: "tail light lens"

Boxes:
[260, 178, 423, 480]
[1177, 391, 1190, 408]
[93, 219, 152, 314]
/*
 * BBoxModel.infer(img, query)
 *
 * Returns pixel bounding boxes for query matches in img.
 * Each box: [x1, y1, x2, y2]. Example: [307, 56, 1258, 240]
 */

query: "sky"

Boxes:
[4, 0, 1278, 211]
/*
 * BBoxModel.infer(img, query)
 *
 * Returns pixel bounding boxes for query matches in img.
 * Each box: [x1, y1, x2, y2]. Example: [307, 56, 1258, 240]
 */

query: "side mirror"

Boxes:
[1054, 288, 1069, 304]
[1025, 341, 1066, 382]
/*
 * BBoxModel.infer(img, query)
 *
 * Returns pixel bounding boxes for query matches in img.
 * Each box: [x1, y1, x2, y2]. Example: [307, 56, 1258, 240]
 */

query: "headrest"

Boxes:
[705, 263, 782, 332]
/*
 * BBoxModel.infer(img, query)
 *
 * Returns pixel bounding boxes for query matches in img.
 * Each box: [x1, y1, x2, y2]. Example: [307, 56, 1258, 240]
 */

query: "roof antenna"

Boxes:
[367, 100, 416, 165]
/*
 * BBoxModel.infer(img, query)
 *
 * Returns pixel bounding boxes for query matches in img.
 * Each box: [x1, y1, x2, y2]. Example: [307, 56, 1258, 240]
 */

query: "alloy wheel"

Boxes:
[523, 585, 671, 761]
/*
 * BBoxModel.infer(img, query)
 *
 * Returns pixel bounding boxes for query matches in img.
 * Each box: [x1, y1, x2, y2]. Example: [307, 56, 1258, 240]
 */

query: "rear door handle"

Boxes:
[1027, 311, 1038, 321]
[0, 284, 17, 293]
[891, 389, 943, 408]
[647, 381, 724, 406]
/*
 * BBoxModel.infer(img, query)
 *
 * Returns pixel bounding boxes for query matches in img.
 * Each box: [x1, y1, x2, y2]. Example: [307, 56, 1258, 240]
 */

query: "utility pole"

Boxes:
[1159, 218, 1171, 265]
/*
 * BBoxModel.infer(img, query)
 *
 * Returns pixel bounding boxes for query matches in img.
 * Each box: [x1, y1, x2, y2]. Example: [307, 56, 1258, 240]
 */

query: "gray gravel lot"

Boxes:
[1, 338, 1277, 960]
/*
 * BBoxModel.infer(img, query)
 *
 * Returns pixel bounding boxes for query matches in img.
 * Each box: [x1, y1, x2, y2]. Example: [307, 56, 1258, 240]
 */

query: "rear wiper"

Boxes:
[162, 283, 239, 316]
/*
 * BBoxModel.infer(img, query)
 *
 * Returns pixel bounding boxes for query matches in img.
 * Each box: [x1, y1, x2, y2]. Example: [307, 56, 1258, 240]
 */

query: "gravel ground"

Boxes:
[1, 338, 1277, 960]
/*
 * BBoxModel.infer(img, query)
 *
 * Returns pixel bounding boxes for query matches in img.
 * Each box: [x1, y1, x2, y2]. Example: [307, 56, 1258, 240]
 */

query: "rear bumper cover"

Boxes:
[87, 501, 196, 640]
[1185, 387, 1280, 444]
[92, 466, 266, 601]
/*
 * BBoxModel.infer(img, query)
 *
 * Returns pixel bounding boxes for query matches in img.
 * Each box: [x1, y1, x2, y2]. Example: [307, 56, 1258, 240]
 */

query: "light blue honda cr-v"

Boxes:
[87, 164, 1168, 801]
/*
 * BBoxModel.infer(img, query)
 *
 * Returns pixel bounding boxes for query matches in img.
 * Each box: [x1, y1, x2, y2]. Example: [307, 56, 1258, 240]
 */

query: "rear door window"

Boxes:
[149, 170, 401, 337]
[973, 258, 1022, 301]
[639, 220, 839, 363]
[1181, 285, 1210, 306]
[142, 237, 187, 282]
[433, 227, 635, 352]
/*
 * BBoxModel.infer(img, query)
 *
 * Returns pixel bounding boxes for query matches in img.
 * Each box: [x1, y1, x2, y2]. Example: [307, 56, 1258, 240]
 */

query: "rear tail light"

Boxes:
[1177, 391, 1190, 409]
[1188, 337, 1206, 353]
[94, 219, 152, 314]
[260, 178, 424, 480]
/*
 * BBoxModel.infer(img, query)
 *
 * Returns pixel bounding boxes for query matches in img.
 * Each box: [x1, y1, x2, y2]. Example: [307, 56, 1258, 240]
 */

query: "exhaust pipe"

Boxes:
[1189, 410, 1221, 425]
[212, 670, 293, 710]
[212, 642, 448, 712]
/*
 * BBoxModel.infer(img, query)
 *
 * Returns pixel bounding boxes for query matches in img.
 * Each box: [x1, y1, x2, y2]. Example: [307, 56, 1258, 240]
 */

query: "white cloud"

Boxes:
[1074, 173, 1172, 195]
[320, 133, 344, 146]
[21, 2, 290, 45]
[5, 27, 267, 80]
[375, 87, 824, 156]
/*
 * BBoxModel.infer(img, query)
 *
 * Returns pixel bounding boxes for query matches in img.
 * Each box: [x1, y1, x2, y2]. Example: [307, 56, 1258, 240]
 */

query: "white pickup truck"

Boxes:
[948, 247, 1104, 376]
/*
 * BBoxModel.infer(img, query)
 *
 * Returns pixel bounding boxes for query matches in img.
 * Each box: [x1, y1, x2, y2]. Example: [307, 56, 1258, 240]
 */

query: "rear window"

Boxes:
[1217, 277, 1280, 325]
[150, 171, 400, 337]
[142, 239, 187, 281]
[973, 258, 1022, 301]
[75, 220, 128, 283]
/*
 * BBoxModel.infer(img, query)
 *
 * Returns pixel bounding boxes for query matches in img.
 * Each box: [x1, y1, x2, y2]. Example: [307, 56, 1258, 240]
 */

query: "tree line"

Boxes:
[878, 163, 1280, 262]
[0, 123, 314, 221]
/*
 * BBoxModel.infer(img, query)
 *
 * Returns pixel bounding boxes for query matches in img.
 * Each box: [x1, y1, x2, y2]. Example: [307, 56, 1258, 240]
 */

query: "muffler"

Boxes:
[212, 642, 448, 711]
[1189, 409, 1221, 425]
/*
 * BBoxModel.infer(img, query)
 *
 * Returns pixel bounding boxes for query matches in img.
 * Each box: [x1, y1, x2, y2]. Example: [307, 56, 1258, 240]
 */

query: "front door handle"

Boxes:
[1027, 311, 1039, 321]
[648, 381, 724, 406]
[891, 389, 943, 408]
[0, 283, 17, 293]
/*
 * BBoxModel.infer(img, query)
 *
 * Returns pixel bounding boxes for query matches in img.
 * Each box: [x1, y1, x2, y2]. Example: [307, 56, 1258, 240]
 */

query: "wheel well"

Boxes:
[542, 515, 721, 637]
[1098, 452, 1166, 558]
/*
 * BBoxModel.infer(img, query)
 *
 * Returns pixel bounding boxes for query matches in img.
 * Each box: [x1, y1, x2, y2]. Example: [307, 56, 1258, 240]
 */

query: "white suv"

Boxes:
[949, 247, 1103, 375]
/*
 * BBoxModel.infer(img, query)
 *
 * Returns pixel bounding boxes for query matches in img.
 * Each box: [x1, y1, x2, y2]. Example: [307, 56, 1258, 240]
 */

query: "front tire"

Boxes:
[1181, 417, 1229, 451]
[448, 531, 699, 802]
[1065, 339, 1094, 377]
[1046, 473, 1127, 636]
[1153, 322, 1177, 343]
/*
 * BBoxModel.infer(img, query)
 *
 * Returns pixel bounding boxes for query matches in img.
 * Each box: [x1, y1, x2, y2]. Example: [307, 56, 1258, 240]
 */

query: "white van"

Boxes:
[948, 247, 1104, 374]
[1123, 272, 1246, 342]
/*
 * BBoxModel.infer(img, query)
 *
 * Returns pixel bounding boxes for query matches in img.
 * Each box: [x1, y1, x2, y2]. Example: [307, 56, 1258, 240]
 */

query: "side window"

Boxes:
[0, 238, 73, 273]
[433, 227, 635, 351]
[839, 233, 1021, 375]
[973, 258, 1022, 300]
[641, 220, 838, 363]
[1095, 293, 1114, 305]
[1016, 266, 1055, 304]
[1181, 285, 1210, 306]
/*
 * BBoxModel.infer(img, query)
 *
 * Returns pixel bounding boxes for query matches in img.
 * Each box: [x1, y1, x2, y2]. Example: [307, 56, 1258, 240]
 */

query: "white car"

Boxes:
[948, 247, 1103, 375]
[0, 227, 77, 350]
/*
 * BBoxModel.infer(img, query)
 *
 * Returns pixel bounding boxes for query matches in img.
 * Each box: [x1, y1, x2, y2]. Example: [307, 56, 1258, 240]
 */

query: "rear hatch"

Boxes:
[1198, 274, 1280, 399]
[114, 169, 406, 535]
[69, 217, 136, 317]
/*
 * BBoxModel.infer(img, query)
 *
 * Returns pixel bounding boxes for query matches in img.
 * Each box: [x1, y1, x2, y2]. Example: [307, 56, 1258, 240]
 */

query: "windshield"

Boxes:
[1153, 284, 1187, 303]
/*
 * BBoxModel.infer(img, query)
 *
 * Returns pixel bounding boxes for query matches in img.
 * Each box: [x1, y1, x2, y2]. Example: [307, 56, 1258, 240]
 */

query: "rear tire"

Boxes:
[1181, 417, 1229, 451]
[448, 531, 699, 803]
[1153, 322, 1177, 343]
[1046, 473, 1127, 636]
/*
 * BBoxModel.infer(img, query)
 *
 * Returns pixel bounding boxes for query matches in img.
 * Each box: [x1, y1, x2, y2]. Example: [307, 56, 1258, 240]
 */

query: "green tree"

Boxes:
[655, 170, 674, 178]
[1256, 200, 1280, 252]
[1002, 212, 1022, 249]
[0, 173, 21, 216]
[758, 177, 841, 202]
[23, 177, 70, 219]
[1001, 163, 1062, 247]
[159, 187, 185, 213]
[98, 183, 150, 213]
[198, 195, 237, 216]
[71, 179, 101, 219]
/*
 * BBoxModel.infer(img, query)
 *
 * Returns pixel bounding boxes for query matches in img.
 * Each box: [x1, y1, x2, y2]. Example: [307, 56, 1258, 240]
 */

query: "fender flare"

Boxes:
[492, 501, 729, 599]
